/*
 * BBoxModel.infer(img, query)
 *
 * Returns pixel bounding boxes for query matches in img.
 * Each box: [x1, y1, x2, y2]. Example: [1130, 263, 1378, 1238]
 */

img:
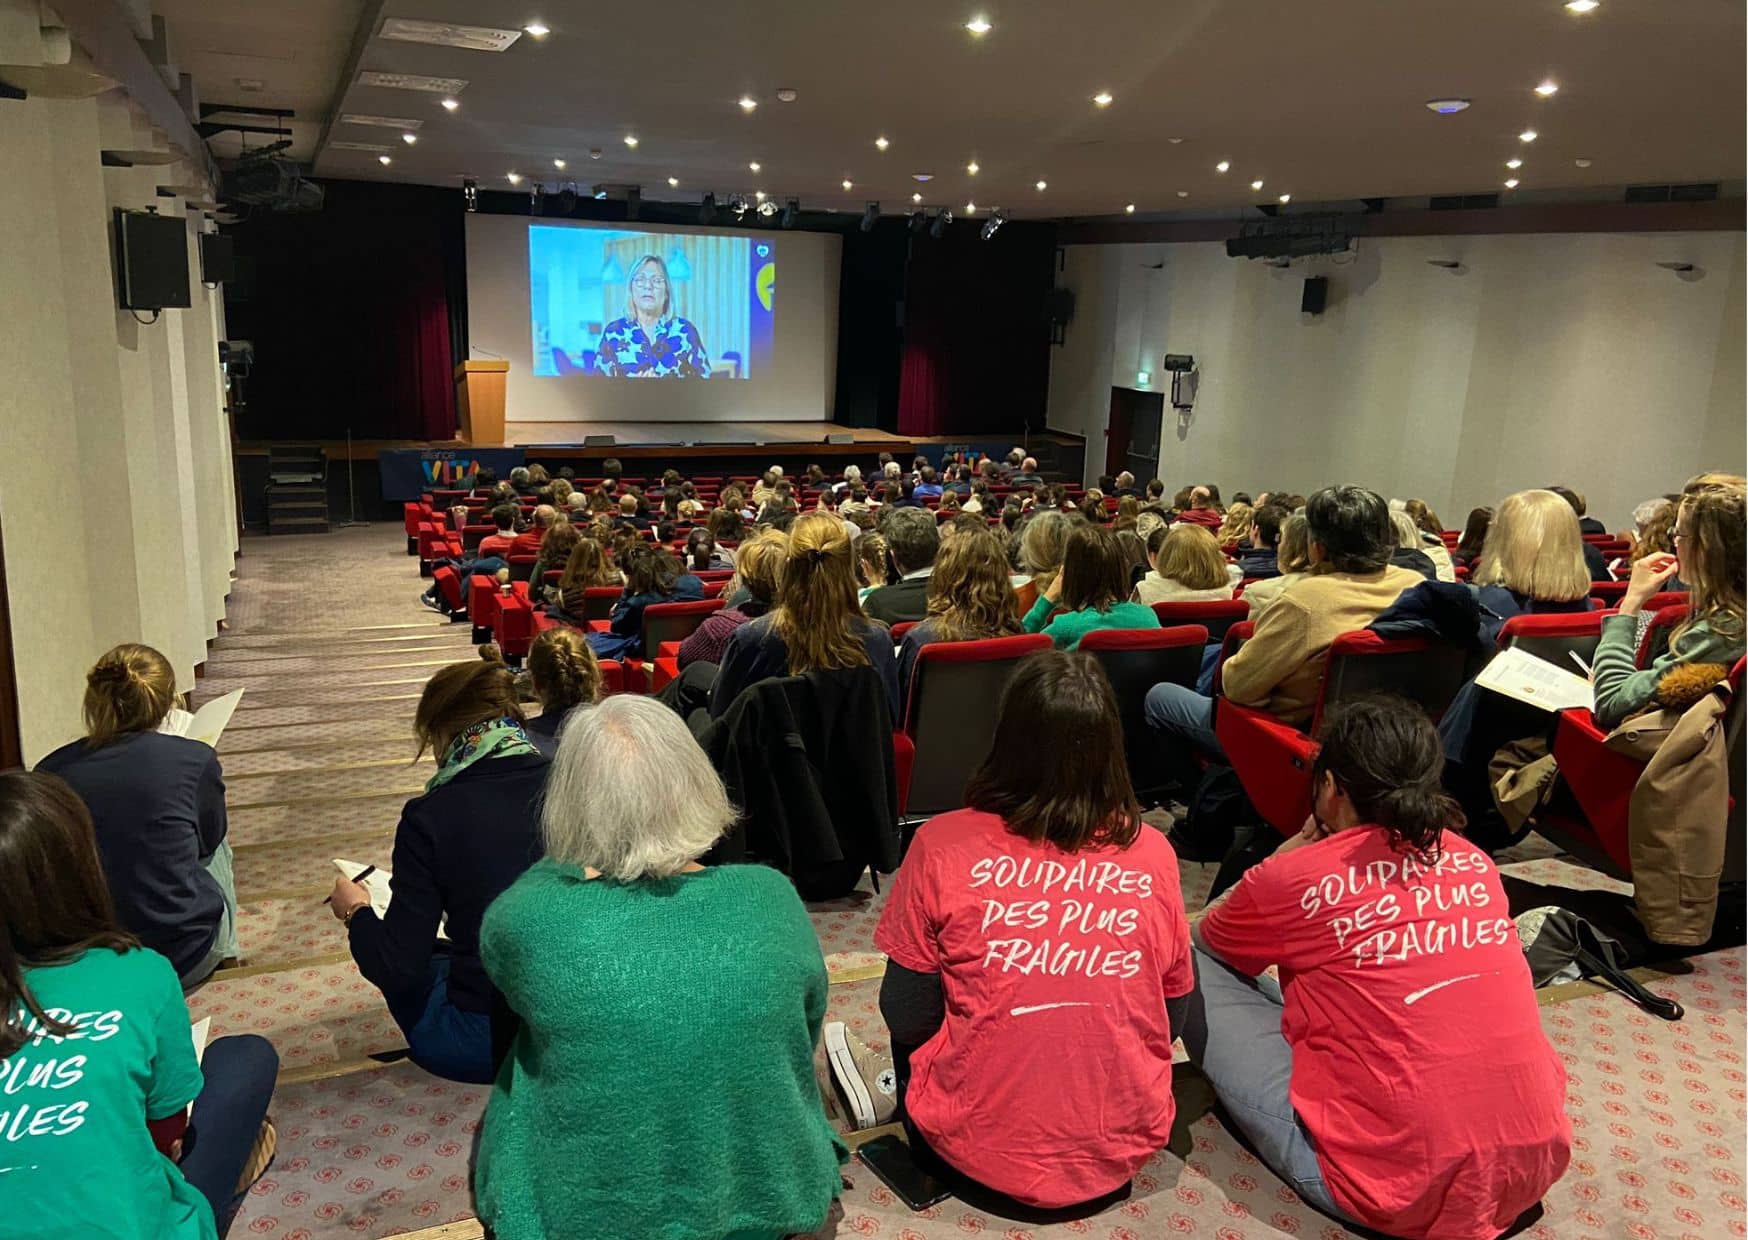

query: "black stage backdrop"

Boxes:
[223, 181, 1053, 443]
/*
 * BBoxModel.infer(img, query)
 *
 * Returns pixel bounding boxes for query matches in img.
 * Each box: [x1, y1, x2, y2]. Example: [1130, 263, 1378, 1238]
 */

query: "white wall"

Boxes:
[0, 90, 237, 764]
[1047, 230, 1747, 530]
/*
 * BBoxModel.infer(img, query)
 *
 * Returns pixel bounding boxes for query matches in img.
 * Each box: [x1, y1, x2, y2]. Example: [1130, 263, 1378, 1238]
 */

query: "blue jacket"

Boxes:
[588, 575, 705, 660]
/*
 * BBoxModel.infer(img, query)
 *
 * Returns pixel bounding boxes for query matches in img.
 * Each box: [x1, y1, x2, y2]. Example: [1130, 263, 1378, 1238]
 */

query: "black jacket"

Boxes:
[863, 575, 932, 625]
[699, 667, 901, 898]
[1235, 547, 1280, 580]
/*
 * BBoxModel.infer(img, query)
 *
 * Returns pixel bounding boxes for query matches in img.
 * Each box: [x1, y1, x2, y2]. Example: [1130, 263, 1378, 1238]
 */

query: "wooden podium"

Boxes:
[455, 360, 509, 445]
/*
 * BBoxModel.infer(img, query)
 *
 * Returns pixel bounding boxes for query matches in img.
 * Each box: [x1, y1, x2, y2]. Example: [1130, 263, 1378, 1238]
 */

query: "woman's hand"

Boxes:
[328, 877, 372, 923]
[1042, 574, 1064, 605]
[1623, 551, 1680, 613]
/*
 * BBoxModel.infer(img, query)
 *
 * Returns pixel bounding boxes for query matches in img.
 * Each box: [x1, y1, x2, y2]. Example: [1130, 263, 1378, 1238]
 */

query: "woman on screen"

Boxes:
[594, 255, 712, 379]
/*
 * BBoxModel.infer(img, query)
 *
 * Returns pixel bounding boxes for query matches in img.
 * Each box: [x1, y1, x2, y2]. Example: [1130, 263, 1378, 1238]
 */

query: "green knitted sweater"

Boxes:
[475, 861, 846, 1240]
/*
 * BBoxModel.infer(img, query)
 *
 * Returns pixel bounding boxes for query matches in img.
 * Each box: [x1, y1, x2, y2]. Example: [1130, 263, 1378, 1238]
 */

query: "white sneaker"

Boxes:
[824, 1021, 898, 1129]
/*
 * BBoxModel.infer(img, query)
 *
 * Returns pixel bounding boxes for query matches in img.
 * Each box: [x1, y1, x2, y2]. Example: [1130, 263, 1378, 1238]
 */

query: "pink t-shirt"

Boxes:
[874, 809, 1193, 1207]
[1199, 826, 1571, 1240]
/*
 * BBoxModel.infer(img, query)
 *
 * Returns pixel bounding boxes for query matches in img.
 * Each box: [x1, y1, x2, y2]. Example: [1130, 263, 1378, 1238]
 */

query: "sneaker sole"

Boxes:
[824, 1022, 878, 1130]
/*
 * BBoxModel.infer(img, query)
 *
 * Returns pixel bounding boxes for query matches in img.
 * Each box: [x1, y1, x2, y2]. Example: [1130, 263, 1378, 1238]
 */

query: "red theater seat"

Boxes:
[1081, 625, 1209, 801]
[901, 634, 1051, 819]
[1495, 611, 1605, 667]
[1151, 598, 1249, 643]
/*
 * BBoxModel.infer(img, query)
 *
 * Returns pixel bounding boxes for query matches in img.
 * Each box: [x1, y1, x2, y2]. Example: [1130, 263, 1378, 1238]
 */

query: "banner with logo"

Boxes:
[377, 447, 527, 502]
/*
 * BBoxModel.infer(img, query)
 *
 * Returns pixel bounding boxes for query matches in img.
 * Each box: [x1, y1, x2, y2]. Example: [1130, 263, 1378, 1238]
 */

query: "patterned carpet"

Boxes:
[199, 525, 1744, 1240]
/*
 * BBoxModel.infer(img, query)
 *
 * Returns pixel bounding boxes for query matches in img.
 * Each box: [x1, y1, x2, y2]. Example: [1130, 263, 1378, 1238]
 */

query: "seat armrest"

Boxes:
[1215, 702, 1317, 837]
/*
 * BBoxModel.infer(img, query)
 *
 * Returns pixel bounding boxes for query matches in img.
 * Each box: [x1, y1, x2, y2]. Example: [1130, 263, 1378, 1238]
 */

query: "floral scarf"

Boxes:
[427, 716, 538, 792]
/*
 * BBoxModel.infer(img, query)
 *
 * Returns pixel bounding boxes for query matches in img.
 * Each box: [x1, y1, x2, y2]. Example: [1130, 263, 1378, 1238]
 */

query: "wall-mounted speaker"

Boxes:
[583, 434, 616, 447]
[1301, 276, 1328, 316]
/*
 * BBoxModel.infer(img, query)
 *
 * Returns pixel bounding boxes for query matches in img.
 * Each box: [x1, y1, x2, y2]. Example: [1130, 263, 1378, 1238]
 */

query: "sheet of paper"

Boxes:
[184, 689, 244, 747]
[190, 1017, 211, 1067]
[332, 858, 449, 940]
[1475, 645, 1595, 713]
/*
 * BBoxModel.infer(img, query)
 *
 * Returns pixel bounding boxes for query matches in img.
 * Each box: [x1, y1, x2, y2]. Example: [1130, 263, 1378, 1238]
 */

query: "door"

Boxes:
[1106, 386, 1163, 483]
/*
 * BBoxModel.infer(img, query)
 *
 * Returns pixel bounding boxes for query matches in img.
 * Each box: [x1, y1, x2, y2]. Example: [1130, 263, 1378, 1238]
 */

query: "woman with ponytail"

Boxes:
[523, 630, 603, 756]
[1186, 696, 1570, 1240]
[38, 644, 240, 988]
[327, 657, 548, 1083]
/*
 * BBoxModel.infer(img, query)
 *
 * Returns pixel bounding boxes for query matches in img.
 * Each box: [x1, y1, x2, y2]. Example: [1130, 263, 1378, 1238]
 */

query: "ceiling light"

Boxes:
[589, 148, 602, 160]
[912, 173, 933, 182]
[1504, 178, 1520, 188]
[966, 160, 979, 175]
[776, 88, 797, 102]
[1519, 129, 1538, 142]
[1250, 179, 1264, 191]
[1092, 91, 1113, 108]
[842, 178, 853, 191]
[965, 15, 991, 34]
[378, 154, 391, 166]
[1575, 157, 1593, 168]
[1215, 160, 1230, 173]
[401, 132, 417, 144]
[1506, 157, 1523, 169]
[1168, 137, 1184, 145]
[440, 98, 460, 111]
[1034, 180, 1047, 191]
[553, 158, 566, 169]
[875, 136, 889, 151]
[754, 190, 765, 201]
[1125, 203, 1135, 214]
[507, 171, 522, 184]
[357, 72, 468, 93]
[912, 191, 922, 203]
[523, 21, 549, 37]
[758, 199, 778, 217]
[738, 95, 757, 111]
[667, 176, 679, 187]
[1425, 98, 1471, 114]
[1565, 0, 1598, 10]
[380, 18, 523, 51]
[749, 161, 761, 172]
[1137, 371, 1150, 387]
[1534, 80, 1559, 97]
[1176, 190, 1189, 198]
[623, 135, 638, 148]
[1278, 193, 1291, 204]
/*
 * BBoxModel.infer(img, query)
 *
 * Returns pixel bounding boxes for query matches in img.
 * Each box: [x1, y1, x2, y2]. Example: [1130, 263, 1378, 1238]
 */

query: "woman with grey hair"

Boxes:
[592, 254, 713, 378]
[474, 695, 846, 1239]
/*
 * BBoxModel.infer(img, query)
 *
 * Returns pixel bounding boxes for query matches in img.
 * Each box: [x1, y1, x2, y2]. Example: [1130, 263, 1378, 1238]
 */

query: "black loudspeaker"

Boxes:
[199, 233, 235, 284]
[1301, 276, 1328, 316]
[1047, 287, 1076, 326]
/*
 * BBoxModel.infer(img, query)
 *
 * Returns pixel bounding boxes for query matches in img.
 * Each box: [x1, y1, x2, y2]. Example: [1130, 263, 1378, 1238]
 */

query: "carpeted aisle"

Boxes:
[199, 525, 1744, 1240]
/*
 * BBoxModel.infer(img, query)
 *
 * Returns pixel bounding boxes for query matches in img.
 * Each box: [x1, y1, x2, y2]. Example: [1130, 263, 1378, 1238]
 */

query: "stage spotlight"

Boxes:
[929, 207, 953, 238]
[729, 194, 749, 218]
[757, 198, 779, 218]
[860, 201, 879, 232]
[909, 210, 928, 234]
[980, 206, 1005, 240]
[780, 197, 799, 228]
[699, 191, 717, 225]
[530, 184, 545, 216]
[462, 176, 478, 212]
[556, 183, 578, 213]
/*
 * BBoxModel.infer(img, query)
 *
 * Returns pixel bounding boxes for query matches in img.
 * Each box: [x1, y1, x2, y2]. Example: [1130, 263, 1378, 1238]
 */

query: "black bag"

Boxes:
[1516, 906, 1683, 1021]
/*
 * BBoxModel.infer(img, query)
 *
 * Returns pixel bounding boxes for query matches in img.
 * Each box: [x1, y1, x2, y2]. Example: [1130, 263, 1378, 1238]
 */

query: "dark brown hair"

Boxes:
[0, 771, 139, 1057]
[1311, 696, 1464, 861]
[965, 651, 1141, 851]
[1058, 523, 1132, 613]
[414, 658, 524, 759]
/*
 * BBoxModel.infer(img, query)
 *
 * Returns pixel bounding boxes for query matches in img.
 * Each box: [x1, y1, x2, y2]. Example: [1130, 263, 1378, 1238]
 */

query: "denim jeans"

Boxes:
[382, 955, 496, 1084]
[179, 1033, 280, 1236]
[1178, 947, 1349, 1222]
[1143, 681, 1226, 794]
[182, 841, 241, 990]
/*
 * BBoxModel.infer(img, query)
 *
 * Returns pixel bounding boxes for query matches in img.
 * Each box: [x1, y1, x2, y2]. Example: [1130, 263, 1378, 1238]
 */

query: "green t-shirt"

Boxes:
[0, 948, 214, 1240]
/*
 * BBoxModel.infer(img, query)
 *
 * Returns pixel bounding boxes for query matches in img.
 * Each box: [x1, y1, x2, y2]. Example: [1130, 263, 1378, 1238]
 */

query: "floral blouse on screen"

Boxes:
[594, 316, 712, 378]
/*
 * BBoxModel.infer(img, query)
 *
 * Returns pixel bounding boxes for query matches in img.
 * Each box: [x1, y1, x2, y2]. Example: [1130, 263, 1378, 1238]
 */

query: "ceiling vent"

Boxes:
[356, 71, 468, 93]
[1429, 193, 1500, 211]
[378, 19, 523, 52]
[328, 140, 393, 153]
[1624, 183, 1719, 204]
[340, 113, 422, 129]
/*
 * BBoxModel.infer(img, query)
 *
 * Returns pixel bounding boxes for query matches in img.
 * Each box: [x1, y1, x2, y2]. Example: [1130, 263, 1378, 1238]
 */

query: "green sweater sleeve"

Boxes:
[1022, 594, 1055, 635]
[1592, 613, 1743, 728]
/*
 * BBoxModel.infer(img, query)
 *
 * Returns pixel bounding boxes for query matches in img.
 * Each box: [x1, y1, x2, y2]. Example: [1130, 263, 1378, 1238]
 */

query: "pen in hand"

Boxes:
[322, 865, 377, 905]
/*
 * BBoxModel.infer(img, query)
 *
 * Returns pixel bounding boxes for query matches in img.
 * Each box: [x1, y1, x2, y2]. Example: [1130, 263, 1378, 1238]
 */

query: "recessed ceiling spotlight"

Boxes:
[1176, 190, 1189, 198]
[738, 95, 757, 111]
[875, 136, 889, 151]
[440, 97, 460, 111]
[842, 178, 853, 191]
[623, 134, 638, 148]
[589, 148, 602, 160]
[523, 21, 550, 37]
[1125, 203, 1135, 213]
[1574, 157, 1593, 168]
[1250, 179, 1264, 191]
[1092, 91, 1113, 107]
[776, 88, 797, 102]
[1506, 157, 1523, 169]
[965, 201, 976, 213]
[965, 15, 991, 34]
[667, 176, 679, 187]
[754, 190, 766, 201]
[1215, 160, 1230, 173]
[1504, 177, 1520, 188]
[749, 161, 761, 172]
[507, 171, 522, 184]
[1168, 136, 1185, 144]
[1519, 129, 1538, 142]
[1534, 80, 1559, 97]
[378, 154, 392, 165]
[553, 158, 566, 169]
[912, 191, 923, 203]
[1034, 179, 1047, 191]
[1565, 0, 1598, 10]
[401, 132, 417, 144]
[1425, 98, 1471, 114]
[1278, 193, 1291, 203]
[966, 160, 979, 175]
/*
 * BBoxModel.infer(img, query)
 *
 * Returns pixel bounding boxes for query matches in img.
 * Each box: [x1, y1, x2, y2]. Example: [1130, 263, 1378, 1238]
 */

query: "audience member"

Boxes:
[329, 658, 546, 1083]
[855, 530, 890, 602]
[1388, 510, 1442, 581]
[1135, 524, 1237, 605]
[941, 463, 972, 497]
[37, 644, 239, 988]
[1214, 501, 1254, 547]
[1116, 528, 1150, 588]
[1024, 523, 1161, 649]
[1175, 486, 1222, 528]
[864, 507, 940, 624]
[1469, 489, 1594, 640]
[0, 771, 279, 1238]
[706, 504, 745, 545]
[1079, 487, 1110, 524]
[1113, 470, 1140, 498]
[1235, 504, 1287, 579]
[528, 520, 579, 598]
[713, 512, 900, 719]
[522, 631, 602, 757]
[601, 457, 624, 487]
[827, 651, 1192, 1221]
[896, 529, 1023, 697]
[479, 504, 518, 557]
[1010, 456, 1044, 486]
[1629, 498, 1677, 566]
[552, 537, 622, 623]
[678, 530, 785, 670]
[510, 466, 535, 496]
[526, 463, 550, 488]
[588, 545, 704, 661]
[1240, 512, 1312, 619]
[914, 465, 943, 500]
[1549, 485, 1606, 536]
[1017, 509, 1072, 599]
[1113, 495, 1141, 533]
[1141, 478, 1168, 512]
[1453, 505, 1493, 571]
[938, 490, 962, 516]
[1189, 697, 1570, 1237]
[684, 527, 733, 572]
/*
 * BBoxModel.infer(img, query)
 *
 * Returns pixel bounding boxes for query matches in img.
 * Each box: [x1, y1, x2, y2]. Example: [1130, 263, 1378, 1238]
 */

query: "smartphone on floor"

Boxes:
[856, 1134, 953, 1210]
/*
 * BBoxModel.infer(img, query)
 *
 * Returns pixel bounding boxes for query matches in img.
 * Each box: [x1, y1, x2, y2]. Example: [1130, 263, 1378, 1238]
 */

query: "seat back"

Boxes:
[1496, 611, 1605, 668]
[641, 597, 725, 654]
[1150, 598, 1248, 642]
[1316, 631, 1473, 727]
[507, 554, 539, 582]
[461, 524, 495, 552]
[581, 585, 622, 621]
[1081, 625, 1209, 799]
[904, 634, 1052, 816]
[1588, 581, 1629, 606]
